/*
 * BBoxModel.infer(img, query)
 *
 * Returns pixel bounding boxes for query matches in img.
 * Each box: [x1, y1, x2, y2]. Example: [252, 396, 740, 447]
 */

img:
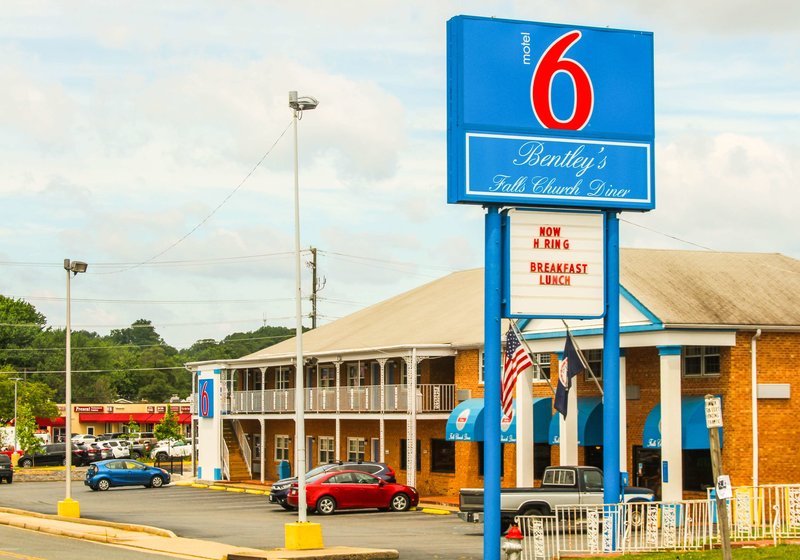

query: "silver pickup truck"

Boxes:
[459, 465, 655, 531]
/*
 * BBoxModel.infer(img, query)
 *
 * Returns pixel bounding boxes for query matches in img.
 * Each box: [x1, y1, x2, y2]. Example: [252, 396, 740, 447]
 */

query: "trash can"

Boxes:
[278, 460, 291, 480]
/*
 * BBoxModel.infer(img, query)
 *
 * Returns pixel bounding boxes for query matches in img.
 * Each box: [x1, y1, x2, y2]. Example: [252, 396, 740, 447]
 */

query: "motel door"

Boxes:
[633, 446, 662, 499]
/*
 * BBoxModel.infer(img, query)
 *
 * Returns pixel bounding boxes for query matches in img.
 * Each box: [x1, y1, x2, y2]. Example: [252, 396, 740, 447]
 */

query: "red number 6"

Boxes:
[200, 381, 210, 416]
[531, 30, 594, 131]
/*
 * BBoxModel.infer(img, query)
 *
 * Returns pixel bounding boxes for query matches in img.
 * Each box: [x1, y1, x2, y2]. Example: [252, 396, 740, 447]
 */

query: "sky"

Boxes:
[1, 1, 798, 350]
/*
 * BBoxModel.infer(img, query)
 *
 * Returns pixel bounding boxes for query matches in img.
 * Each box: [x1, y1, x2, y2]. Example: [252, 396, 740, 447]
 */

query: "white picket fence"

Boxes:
[514, 484, 800, 560]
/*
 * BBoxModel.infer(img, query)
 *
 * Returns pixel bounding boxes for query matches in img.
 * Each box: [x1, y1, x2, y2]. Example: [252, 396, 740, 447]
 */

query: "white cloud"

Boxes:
[1, 0, 798, 348]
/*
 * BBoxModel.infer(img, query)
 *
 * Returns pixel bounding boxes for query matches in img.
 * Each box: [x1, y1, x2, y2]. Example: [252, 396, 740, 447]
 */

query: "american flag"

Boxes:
[501, 327, 533, 421]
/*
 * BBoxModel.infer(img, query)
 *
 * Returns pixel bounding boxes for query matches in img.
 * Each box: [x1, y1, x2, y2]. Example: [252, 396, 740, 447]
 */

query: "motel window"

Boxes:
[478, 442, 504, 478]
[683, 346, 721, 377]
[400, 439, 421, 472]
[318, 436, 335, 465]
[430, 439, 456, 473]
[347, 364, 364, 387]
[398, 360, 420, 386]
[275, 435, 290, 461]
[319, 367, 335, 388]
[275, 367, 290, 390]
[583, 349, 603, 381]
[253, 434, 261, 461]
[347, 437, 366, 462]
[534, 353, 551, 382]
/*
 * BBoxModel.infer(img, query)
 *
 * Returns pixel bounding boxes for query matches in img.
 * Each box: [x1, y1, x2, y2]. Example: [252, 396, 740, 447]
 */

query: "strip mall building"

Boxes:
[188, 249, 800, 501]
[35, 402, 193, 443]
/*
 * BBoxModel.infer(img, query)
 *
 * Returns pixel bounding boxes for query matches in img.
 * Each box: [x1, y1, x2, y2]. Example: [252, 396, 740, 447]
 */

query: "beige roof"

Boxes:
[620, 249, 800, 327]
[236, 249, 800, 363]
[241, 268, 485, 360]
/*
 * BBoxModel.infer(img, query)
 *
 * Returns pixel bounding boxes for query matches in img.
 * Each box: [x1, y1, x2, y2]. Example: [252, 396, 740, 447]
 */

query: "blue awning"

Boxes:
[642, 396, 723, 450]
[548, 397, 603, 446]
[445, 398, 553, 443]
[500, 397, 553, 443]
[446, 398, 484, 441]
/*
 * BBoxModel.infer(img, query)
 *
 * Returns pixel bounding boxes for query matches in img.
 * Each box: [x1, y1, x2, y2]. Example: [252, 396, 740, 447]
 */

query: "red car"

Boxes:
[286, 470, 419, 515]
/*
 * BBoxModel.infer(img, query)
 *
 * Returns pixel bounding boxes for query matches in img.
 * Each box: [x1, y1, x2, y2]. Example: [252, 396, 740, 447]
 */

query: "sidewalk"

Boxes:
[0, 474, 456, 559]
[0, 505, 399, 560]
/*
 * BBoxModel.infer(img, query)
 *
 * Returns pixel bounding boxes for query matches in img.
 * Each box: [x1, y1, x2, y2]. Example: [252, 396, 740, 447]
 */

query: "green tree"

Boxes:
[15, 402, 44, 455]
[109, 319, 166, 348]
[125, 416, 140, 438]
[0, 296, 46, 370]
[0, 373, 58, 423]
[154, 406, 181, 442]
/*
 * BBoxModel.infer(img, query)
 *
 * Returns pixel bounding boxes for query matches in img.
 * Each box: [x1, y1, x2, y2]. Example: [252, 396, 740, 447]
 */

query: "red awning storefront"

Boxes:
[35, 417, 66, 427]
[78, 412, 191, 424]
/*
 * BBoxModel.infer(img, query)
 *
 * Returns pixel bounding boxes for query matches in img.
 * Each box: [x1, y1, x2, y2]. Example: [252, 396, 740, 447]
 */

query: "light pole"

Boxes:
[10, 377, 21, 451]
[58, 258, 87, 519]
[285, 90, 323, 550]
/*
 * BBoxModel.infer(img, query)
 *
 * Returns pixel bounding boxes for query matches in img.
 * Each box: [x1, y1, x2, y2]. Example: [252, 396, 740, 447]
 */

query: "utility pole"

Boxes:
[705, 395, 733, 560]
[307, 247, 326, 329]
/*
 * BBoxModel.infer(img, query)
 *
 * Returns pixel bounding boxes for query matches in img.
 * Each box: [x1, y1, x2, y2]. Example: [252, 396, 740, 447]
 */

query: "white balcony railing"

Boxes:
[225, 384, 455, 414]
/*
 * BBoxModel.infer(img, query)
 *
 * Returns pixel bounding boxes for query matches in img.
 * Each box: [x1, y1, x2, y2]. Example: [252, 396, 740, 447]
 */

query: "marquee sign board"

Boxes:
[447, 16, 654, 210]
[504, 208, 605, 318]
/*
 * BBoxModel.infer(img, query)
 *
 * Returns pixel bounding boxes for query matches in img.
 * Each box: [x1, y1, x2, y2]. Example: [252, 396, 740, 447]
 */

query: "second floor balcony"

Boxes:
[225, 383, 456, 415]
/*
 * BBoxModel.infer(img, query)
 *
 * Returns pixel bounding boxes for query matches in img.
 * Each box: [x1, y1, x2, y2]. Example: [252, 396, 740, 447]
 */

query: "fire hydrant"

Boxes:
[502, 524, 524, 560]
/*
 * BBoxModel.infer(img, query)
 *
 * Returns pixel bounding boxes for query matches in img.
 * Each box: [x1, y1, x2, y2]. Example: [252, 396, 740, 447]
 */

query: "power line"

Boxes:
[99, 119, 294, 275]
[0, 333, 294, 353]
[0, 316, 297, 330]
[17, 366, 189, 375]
[5, 295, 295, 305]
[620, 218, 716, 251]
[318, 250, 459, 275]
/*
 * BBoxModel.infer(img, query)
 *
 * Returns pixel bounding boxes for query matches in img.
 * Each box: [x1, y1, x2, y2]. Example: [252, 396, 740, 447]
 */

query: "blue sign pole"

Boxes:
[484, 205, 502, 560]
[603, 211, 621, 506]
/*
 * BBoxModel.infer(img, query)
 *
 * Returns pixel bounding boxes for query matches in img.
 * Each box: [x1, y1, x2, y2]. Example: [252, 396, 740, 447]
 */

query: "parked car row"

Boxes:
[268, 461, 417, 515]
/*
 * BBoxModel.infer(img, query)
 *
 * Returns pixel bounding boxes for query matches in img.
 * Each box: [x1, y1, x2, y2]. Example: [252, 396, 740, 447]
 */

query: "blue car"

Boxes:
[84, 459, 171, 491]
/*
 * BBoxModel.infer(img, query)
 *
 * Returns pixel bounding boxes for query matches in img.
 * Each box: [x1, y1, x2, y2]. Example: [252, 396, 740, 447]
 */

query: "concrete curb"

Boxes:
[0, 506, 177, 538]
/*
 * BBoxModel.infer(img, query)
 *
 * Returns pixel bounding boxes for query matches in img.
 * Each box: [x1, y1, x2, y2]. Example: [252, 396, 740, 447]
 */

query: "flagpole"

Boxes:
[561, 319, 604, 396]
[510, 320, 557, 399]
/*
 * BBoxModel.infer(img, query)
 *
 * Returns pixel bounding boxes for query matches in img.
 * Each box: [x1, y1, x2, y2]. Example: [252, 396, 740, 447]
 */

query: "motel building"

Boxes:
[188, 249, 800, 501]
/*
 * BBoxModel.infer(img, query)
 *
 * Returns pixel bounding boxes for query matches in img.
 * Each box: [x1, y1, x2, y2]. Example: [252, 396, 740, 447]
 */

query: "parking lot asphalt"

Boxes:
[0, 473, 458, 560]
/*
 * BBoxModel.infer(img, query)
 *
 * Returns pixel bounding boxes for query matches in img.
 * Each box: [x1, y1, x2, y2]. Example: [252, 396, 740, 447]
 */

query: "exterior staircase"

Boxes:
[222, 421, 251, 482]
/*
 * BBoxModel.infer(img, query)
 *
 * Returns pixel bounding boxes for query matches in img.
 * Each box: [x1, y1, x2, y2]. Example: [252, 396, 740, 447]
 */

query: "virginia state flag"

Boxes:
[554, 335, 585, 417]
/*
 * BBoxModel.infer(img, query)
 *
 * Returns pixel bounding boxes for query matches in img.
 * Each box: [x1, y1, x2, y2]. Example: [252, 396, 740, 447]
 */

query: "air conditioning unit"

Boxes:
[456, 389, 472, 402]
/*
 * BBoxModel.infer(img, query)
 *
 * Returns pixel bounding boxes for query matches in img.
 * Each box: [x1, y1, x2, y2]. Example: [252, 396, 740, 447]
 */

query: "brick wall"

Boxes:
[240, 331, 800, 498]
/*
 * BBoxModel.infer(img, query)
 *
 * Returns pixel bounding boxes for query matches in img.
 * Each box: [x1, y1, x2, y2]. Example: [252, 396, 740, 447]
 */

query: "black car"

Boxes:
[269, 461, 396, 510]
[0, 454, 12, 483]
[17, 443, 89, 467]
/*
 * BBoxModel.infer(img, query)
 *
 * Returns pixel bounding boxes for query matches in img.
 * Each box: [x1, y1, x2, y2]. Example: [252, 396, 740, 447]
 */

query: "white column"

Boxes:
[259, 419, 266, 483]
[558, 362, 579, 465]
[378, 359, 387, 460]
[515, 367, 535, 486]
[659, 346, 683, 502]
[196, 364, 225, 481]
[405, 350, 418, 488]
[334, 361, 341, 461]
[619, 352, 628, 475]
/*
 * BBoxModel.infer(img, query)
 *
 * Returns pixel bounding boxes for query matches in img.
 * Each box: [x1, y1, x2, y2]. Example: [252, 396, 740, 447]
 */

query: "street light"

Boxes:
[58, 258, 87, 519]
[285, 91, 323, 550]
[10, 377, 21, 451]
